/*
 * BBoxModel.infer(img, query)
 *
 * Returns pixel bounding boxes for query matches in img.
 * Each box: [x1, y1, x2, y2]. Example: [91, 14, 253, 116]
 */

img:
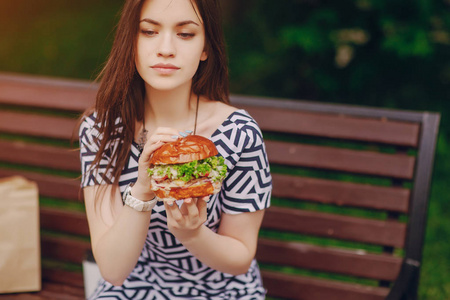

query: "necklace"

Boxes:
[137, 94, 200, 151]
[137, 123, 148, 151]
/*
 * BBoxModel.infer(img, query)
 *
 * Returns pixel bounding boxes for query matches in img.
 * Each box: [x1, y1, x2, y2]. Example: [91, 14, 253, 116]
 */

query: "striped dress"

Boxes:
[79, 109, 272, 299]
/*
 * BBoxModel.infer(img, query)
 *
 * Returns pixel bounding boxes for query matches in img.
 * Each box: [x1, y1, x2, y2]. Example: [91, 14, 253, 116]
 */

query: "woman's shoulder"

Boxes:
[79, 111, 98, 137]
[207, 101, 257, 127]
[201, 101, 237, 122]
[79, 111, 124, 131]
[212, 107, 264, 151]
[218, 106, 261, 134]
[78, 111, 124, 143]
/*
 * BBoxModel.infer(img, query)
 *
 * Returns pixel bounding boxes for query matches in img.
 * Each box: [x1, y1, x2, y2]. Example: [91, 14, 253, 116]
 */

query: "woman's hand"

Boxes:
[164, 198, 266, 275]
[164, 196, 209, 242]
[133, 127, 180, 199]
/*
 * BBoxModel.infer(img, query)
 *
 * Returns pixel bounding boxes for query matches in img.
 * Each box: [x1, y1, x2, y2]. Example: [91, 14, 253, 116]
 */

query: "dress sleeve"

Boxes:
[221, 119, 272, 214]
[79, 113, 116, 187]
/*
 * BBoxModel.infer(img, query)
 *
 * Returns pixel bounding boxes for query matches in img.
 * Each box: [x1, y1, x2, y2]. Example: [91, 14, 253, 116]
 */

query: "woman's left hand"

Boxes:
[164, 197, 209, 242]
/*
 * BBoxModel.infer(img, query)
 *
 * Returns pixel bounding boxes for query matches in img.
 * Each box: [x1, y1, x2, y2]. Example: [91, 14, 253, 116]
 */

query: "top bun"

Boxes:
[149, 135, 218, 165]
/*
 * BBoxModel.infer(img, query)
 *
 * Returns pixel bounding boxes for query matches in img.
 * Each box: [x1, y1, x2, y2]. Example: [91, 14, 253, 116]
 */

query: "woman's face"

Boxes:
[135, 0, 207, 92]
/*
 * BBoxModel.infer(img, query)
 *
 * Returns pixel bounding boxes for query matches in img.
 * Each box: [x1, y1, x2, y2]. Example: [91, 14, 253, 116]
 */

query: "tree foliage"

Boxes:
[223, 0, 450, 132]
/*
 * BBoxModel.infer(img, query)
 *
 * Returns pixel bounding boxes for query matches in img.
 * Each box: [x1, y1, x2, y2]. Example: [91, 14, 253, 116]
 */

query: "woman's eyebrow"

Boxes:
[176, 20, 200, 27]
[139, 18, 199, 27]
[140, 18, 160, 25]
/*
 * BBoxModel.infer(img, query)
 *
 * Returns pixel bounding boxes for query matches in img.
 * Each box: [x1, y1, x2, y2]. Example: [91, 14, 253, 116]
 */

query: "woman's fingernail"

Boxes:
[167, 201, 174, 206]
[184, 198, 191, 204]
[171, 135, 179, 139]
[179, 131, 188, 137]
[185, 130, 193, 134]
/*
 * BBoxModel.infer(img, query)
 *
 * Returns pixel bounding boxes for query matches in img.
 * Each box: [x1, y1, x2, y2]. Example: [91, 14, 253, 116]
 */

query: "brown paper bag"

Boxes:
[0, 176, 41, 293]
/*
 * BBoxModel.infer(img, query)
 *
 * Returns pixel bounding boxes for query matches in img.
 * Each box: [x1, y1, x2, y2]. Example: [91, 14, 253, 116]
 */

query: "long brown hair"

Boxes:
[88, 0, 229, 188]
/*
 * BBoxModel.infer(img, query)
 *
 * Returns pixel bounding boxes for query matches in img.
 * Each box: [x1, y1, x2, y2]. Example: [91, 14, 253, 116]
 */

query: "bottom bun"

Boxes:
[155, 181, 216, 201]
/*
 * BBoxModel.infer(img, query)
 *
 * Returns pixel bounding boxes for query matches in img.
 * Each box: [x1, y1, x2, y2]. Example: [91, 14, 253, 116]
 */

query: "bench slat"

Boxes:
[257, 238, 401, 281]
[33, 282, 84, 300]
[262, 270, 389, 300]
[0, 140, 80, 172]
[41, 236, 91, 265]
[41, 207, 90, 237]
[0, 75, 95, 112]
[0, 111, 78, 140]
[266, 140, 416, 179]
[272, 173, 410, 213]
[42, 269, 84, 289]
[262, 206, 406, 247]
[242, 105, 420, 147]
[0, 168, 81, 201]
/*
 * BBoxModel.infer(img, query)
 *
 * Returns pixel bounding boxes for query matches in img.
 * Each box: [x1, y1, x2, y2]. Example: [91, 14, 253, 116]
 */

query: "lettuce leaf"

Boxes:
[147, 156, 227, 182]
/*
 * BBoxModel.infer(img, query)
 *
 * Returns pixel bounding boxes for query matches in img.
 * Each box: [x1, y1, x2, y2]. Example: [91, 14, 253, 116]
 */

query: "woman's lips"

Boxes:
[151, 63, 180, 75]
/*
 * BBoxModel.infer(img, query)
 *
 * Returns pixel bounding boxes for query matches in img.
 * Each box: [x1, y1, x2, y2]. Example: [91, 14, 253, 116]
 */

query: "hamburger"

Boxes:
[147, 135, 227, 202]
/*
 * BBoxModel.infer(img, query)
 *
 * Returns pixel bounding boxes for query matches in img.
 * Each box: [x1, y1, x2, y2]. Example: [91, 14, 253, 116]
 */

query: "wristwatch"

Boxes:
[122, 183, 157, 212]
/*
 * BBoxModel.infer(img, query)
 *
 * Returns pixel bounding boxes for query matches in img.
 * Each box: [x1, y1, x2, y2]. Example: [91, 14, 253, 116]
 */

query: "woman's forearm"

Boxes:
[85, 183, 154, 286]
[165, 202, 264, 275]
[92, 206, 151, 285]
[180, 225, 255, 275]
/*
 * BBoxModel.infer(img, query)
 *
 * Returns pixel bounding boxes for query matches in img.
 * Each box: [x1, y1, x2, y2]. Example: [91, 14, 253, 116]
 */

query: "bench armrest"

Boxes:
[386, 258, 420, 300]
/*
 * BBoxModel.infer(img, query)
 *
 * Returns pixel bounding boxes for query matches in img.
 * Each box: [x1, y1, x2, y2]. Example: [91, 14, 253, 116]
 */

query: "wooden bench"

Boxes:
[0, 72, 440, 300]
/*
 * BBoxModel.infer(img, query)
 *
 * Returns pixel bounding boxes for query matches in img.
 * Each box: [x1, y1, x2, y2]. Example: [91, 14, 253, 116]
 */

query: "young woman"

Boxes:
[79, 0, 272, 298]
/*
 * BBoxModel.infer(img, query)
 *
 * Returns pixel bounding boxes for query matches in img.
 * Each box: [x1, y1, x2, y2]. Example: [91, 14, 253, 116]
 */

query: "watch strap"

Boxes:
[123, 183, 157, 212]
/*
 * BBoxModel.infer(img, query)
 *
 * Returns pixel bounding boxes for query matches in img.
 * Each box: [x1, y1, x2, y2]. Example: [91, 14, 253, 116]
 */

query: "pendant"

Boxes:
[137, 128, 148, 151]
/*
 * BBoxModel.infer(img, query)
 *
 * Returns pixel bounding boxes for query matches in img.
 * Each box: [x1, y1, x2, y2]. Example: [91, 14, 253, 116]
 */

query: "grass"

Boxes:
[417, 134, 450, 299]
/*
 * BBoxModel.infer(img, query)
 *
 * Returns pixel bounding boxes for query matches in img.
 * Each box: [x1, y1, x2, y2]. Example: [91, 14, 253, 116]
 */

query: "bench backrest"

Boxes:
[0, 73, 440, 300]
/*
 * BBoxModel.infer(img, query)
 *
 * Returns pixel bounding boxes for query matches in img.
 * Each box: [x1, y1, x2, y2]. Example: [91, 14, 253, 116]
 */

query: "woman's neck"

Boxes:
[144, 83, 197, 131]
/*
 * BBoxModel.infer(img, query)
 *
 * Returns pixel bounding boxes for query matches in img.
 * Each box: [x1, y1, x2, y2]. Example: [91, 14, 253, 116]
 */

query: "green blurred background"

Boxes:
[0, 0, 449, 298]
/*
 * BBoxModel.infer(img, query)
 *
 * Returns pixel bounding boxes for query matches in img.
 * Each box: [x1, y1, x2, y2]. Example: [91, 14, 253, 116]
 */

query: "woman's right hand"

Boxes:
[132, 127, 180, 200]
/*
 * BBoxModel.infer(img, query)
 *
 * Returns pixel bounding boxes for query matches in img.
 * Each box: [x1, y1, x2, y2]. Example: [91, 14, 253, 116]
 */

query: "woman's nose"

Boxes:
[157, 33, 176, 58]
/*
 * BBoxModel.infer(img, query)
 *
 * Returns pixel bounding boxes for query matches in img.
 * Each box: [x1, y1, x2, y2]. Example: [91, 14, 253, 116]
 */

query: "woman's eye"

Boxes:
[141, 30, 157, 37]
[178, 33, 195, 39]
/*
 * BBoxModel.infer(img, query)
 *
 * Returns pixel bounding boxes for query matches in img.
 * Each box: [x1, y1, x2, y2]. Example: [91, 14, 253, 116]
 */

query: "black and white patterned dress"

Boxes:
[79, 109, 272, 300]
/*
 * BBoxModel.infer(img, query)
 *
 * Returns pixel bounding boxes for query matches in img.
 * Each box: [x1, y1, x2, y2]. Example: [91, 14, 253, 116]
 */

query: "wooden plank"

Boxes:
[0, 168, 82, 201]
[242, 105, 420, 147]
[0, 111, 78, 140]
[272, 173, 410, 213]
[40, 208, 90, 237]
[0, 74, 96, 112]
[41, 236, 91, 265]
[266, 140, 416, 179]
[36, 282, 85, 300]
[42, 268, 84, 289]
[262, 270, 389, 300]
[231, 94, 426, 123]
[261, 206, 406, 247]
[257, 238, 402, 281]
[0, 140, 80, 172]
